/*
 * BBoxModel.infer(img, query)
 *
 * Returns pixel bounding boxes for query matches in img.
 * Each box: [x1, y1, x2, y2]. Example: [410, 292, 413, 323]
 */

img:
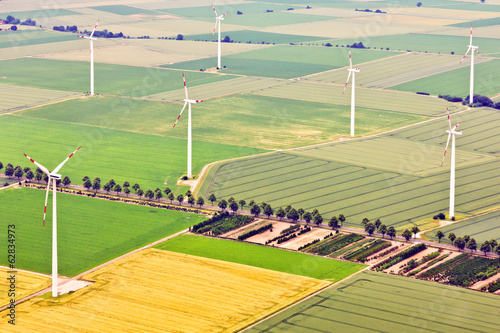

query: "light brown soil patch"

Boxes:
[245, 221, 295, 245]
[363, 241, 407, 265]
[278, 228, 334, 251]
[470, 271, 500, 290]
[385, 247, 438, 275]
[222, 218, 271, 240]
[414, 251, 459, 277]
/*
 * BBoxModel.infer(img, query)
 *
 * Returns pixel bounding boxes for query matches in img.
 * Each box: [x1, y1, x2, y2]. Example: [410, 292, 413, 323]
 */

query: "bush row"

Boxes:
[345, 239, 391, 262]
[374, 243, 427, 271]
[238, 223, 272, 241]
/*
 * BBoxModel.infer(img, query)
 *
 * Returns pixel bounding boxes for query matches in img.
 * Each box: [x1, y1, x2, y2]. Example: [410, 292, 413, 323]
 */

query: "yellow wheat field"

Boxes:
[0, 249, 329, 332]
[0, 267, 51, 307]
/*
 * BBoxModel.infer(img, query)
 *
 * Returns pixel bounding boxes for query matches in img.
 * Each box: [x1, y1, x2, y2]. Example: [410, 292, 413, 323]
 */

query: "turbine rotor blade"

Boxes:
[182, 73, 188, 99]
[212, 20, 218, 38]
[23, 153, 50, 175]
[90, 19, 100, 38]
[470, 24, 473, 45]
[342, 71, 352, 95]
[447, 107, 452, 132]
[212, 3, 218, 17]
[459, 47, 471, 64]
[43, 177, 51, 227]
[52, 146, 82, 174]
[221, 12, 228, 18]
[173, 102, 188, 128]
[441, 133, 451, 167]
[349, 48, 352, 69]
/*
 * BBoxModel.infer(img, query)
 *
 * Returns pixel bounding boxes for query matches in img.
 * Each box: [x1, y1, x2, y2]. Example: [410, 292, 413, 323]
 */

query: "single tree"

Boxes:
[275, 207, 285, 220]
[177, 194, 184, 205]
[264, 204, 274, 218]
[14, 167, 23, 179]
[26, 170, 34, 182]
[417, 2, 422, 7]
[35, 170, 43, 182]
[379, 224, 387, 238]
[92, 178, 101, 193]
[251, 204, 261, 217]
[454, 237, 465, 251]
[144, 189, 154, 201]
[228, 196, 235, 203]
[338, 214, 346, 227]
[123, 181, 130, 188]
[137, 188, 144, 199]
[297, 208, 305, 219]
[488, 239, 497, 251]
[314, 213, 323, 226]
[402, 229, 412, 241]
[218, 199, 227, 211]
[196, 196, 204, 207]
[248, 199, 255, 207]
[82, 176, 90, 183]
[238, 199, 246, 210]
[62, 176, 71, 187]
[365, 222, 376, 236]
[375, 218, 382, 230]
[83, 179, 92, 191]
[132, 183, 140, 193]
[124, 187, 131, 196]
[230, 200, 239, 214]
[362, 217, 370, 225]
[23, 166, 31, 174]
[448, 232, 456, 244]
[185, 189, 192, 197]
[4, 166, 13, 178]
[466, 238, 477, 252]
[329, 216, 338, 230]
[108, 179, 116, 188]
[163, 187, 171, 196]
[311, 208, 319, 217]
[285, 205, 293, 213]
[303, 212, 312, 224]
[463, 235, 471, 244]
[0, 161, 3, 171]
[260, 201, 268, 210]
[495, 245, 500, 257]
[155, 189, 163, 201]
[436, 230, 445, 243]
[188, 195, 196, 207]
[114, 184, 122, 196]
[103, 183, 111, 194]
[287, 208, 299, 222]
[480, 242, 491, 256]
[168, 192, 174, 203]
[411, 226, 420, 239]
[209, 193, 217, 205]
[43, 173, 49, 183]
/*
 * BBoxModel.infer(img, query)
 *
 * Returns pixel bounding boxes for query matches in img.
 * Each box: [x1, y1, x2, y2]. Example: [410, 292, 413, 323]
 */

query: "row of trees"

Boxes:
[437, 231, 500, 256]
[361, 217, 397, 239]
[0, 162, 71, 186]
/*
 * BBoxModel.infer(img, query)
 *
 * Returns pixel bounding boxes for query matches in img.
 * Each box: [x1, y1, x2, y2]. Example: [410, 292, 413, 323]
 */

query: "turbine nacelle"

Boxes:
[49, 173, 62, 179]
[348, 68, 360, 73]
[184, 99, 203, 104]
[446, 130, 462, 136]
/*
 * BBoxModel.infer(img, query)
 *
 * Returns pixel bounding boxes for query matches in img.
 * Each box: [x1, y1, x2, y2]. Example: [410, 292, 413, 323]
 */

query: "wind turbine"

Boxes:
[78, 20, 100, 96]
[342, 48, 360, 137]
[460, 24, 478, 105]
[172, 73, 203, 179]
[24, 146, 82, 297]
[211, 4, 227, 69]
[440, 108, 462, 219]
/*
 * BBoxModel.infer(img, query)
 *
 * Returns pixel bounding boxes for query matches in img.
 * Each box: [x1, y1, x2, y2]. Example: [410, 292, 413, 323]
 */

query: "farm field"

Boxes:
[184, 30, 328, 44]
[391, 59, 500, 97]
[305, 52, 490, 89]
[0, 57, 233, 96]
[0, 268, 50, 307]
[0, 9, 80, 19]
[0, 30, 76, 49]
[155, 234, 365, 281]
[164, 46, 401, 79]
[0, 187, 207, 276]
[247, 270, 500, 333]
[18, 94, 427, 150]
[89, 5, 162, 16]
[254, 81, 463, 116]
[424, 210, 500, 245]
[0, 249, 330, 332]
[0, 115, 263, 190]
[196, 107, 500, 229]
[0, 84, 78, 114]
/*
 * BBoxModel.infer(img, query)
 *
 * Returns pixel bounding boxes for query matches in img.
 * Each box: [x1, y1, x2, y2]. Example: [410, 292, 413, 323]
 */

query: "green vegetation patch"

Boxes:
[89, 5, 161, 16]
[1, 9, 79, 19]
[184, 30, 328, 44]
[247, 270, 500, 333]
[0, 30, 76, 49]
[306, 233, 364, 255]
[0, 58, 233, 96]
[450, 17, 500, 28]
[0, 187, 206, 276]
[155, 234, 365, 280]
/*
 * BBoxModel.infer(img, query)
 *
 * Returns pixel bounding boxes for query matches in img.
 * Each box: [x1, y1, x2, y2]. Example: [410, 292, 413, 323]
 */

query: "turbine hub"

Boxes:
[49, 173, 61, 179]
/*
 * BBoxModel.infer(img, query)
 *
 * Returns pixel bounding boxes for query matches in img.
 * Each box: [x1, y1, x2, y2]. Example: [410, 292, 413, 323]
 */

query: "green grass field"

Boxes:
[450, 17, 500, 28]
[164, 46, 400, 79]
[0, 58, 233, 96]
[1, 9, 80, 19]
[0, 30, 76, 49]
[196, 107, 500, 229]
[160, 3, 303, 18]
[424, 210, 500, 245]
[184, 30, 328, 44]
[18, 94, 427, 150]
[391, 59, 500, 97]
[155, 234, 365, 280]
[0, 187, 207, 276]
[89, 5, 161, 16]
[335, 34, 500, 57]
[247, 270, 500, 332]
[0, 114, 263, 191]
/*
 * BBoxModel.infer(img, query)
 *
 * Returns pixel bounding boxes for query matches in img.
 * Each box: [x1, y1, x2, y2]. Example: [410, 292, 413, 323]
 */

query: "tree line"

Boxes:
[436, 230, 500, 256]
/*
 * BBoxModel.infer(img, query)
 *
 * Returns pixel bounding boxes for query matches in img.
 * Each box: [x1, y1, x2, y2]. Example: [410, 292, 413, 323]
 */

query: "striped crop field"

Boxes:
[247, 270, 500, 333]
[196, 108, 500, 230]
[0, 84, 78, 114]
[0, 249, 330, 332]
[0, 268, 50, 307]
[304, 52, 490, 89]
[424, 210, 500, 245]
[254, 81, 464, 116]
[0, 30, 76, 50]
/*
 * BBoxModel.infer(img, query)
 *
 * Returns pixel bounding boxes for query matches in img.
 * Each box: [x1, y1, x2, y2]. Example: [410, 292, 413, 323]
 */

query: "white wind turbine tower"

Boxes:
[173, 73, 203, 179]
[211, 4, 227, 69]
[441, 108, 462, 219]
[342, 48, 360, 137]
[24, 146, 82, 297]
[460, 24, 478, 105]
[78, 20, 100, 96]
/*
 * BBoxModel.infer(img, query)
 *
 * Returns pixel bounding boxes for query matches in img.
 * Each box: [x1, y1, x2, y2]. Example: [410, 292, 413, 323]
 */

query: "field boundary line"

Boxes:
[5, 93, 81, 115]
